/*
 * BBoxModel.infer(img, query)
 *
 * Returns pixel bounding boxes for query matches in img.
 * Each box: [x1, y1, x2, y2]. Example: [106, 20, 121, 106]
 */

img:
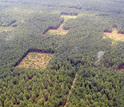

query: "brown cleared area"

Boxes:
[43, 14, 78, 36]
[111, 41, 117, 46]
[0, 26, 15, 32]
[16, 52, 53, 69]
[64, 73, 77, 107]
[103, 35, 107, 39]
[44, 23, 69, 35]
[60, 15, 77, 22]
[103, 27, 124, 42]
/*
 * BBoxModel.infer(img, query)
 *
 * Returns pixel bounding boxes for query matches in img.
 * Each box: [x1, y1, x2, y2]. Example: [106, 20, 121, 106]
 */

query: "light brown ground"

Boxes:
[103, 28, 124, 42]
[16, 52, 53, 69]
[111, 41, 117, 46]
[64, 73, 77, 107]
[44, 15, 77, 36]
[0, 26, 14, 32]
[60, 15, 77, 22]
[103, 35, 107, 39]
[47, 23, 69, 35]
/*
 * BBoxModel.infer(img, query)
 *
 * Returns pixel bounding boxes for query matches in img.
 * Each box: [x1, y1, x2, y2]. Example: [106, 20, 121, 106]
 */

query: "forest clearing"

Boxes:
[45, 23, 69, 35]
[111, 41, 117, 46]
[64, 73, 78, 107]
[44, 14, 77, 35]
[60, 15, 77, 22]
[16, 52, 53, 69]
[0, 26, 14, 32]
[103, 27, 124, 42]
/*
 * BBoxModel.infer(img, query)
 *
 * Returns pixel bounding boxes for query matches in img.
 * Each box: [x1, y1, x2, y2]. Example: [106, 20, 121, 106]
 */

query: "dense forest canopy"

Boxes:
[0, 0, 124, 107]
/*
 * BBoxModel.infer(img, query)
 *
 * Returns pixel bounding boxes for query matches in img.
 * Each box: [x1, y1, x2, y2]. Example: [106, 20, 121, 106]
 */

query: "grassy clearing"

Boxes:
[16, 52, 53, 69]
[46, 23, 69, 35]
[0, 26, 15, 32]
[60, 15, 77, 22]
[111, 41, 117, 46]
[103, 35, 107, 39]
[44, 15, 78, 35]
[103, 28, 124, 42]
[103, 28, 124, 46]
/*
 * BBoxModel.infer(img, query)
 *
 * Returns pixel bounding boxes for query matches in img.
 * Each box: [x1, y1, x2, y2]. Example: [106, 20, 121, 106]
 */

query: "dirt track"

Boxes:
[64, 73, 78, 107]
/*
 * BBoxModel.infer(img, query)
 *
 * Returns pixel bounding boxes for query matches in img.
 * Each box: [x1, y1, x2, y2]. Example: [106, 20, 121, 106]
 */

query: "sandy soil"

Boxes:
[111, 41, 117, 46]
[64, 73, 77, 107]
[103, 35, 107, 39]
[47, 23, 69, 35]
[103, 28, 124, 42]
[60, 15, 77, 22]
[0, 27, 14, 32]
[44, 15, 77, 36]
[16, 52, 53, 69]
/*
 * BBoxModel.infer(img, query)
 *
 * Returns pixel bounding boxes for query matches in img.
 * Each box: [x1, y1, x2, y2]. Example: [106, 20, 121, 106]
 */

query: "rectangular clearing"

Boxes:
[16, 52, 53, 69]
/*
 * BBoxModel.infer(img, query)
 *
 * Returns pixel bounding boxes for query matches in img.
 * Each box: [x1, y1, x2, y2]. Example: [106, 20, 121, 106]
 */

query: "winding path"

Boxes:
[64, 73, 78, 107]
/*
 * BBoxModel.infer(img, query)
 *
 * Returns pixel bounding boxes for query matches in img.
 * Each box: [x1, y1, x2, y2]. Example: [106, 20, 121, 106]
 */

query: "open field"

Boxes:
[0, 26, 15, 32]
[44, 15, 78, 35]
[46, 23, 69, 35]
[111, 41, 117, 46]
[16, 52, 53, 69]
[60, 15, 77, 22]
[103, 28, 124, 42]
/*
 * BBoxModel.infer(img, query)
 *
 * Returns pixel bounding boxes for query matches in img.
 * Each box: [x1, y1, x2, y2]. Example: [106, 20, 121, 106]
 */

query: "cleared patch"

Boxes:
[43, 14, 77, 36]
[45, 23, 69, 35]
[0, 27, 15, 32]
[9, 7, 35, 14]
[111, 41, 117, 46]
[60, 15, 77, 22]
[16, 52, 53, 69]
[64, 73, 77, 107]
[103, 27, 124, 42]
[103, 35, 107, 39]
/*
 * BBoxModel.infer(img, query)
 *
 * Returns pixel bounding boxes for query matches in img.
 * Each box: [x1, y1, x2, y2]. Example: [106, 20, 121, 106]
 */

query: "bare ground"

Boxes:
[16, 52, 53, 69]
[47, 23, 69, 35]
[60, 15, 77, 22]
[103, 28, 124, 45]
[44, 15, 78, 36]
[64, 73, 78, 107]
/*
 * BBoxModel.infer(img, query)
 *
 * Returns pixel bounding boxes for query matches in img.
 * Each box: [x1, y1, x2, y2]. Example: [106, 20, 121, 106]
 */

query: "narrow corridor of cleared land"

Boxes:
[64, 73, 78, 107]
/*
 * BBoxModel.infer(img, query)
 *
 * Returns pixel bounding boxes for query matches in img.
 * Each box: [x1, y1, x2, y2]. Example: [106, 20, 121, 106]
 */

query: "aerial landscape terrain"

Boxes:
[0, 0, 124, 106]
